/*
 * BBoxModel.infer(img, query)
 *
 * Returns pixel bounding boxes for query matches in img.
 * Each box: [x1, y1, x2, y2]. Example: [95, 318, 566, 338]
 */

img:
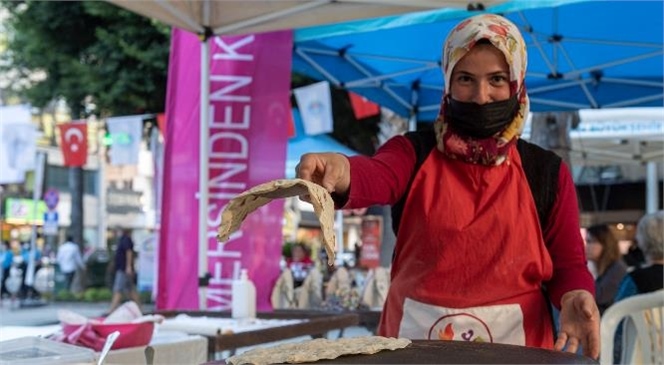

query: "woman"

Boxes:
[296, 14, 599, 358]
[286, 243, 314, 287]
[585, 224, 627, 314]
[615, 211, 663, 301]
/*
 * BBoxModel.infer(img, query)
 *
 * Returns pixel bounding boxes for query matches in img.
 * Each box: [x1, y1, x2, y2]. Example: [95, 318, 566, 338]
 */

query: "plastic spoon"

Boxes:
[97, 330, 120, 365]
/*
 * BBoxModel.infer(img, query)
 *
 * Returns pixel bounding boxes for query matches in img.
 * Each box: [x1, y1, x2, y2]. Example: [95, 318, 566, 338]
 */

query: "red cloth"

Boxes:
[58, 122, 88, 167]
[342, 135, 594, 339]
[349, 92, 380, 119]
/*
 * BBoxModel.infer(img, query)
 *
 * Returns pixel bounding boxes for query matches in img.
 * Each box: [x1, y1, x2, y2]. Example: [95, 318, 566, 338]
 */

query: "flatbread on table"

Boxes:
[217, 178, 337, 265]
[226, 336, 411, 365]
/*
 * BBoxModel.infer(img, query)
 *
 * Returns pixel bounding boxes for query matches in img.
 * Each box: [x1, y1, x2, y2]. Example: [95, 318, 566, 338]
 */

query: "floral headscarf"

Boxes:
[434, 14, 529, 165]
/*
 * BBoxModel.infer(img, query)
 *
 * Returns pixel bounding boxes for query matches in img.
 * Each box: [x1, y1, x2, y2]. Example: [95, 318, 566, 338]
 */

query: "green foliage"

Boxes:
[55, 289, 76, 302]
[0, 0, 169, 117]
[55, 287, 112, 302]
[82, 287, 99, 302]
[139, 291, 152, 304]
[282, 241, 294, 258]
[96, 287, 113, 301]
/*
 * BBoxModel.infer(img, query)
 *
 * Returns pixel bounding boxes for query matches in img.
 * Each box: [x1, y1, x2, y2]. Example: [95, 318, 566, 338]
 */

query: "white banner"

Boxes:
[106, 115, 143, 165]
[294, 81, 333, 135]
[0, 105, 37, 184]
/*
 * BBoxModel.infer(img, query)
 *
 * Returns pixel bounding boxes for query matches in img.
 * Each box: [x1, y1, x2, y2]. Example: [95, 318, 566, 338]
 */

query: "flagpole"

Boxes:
[25, 151, 46, 295]
[97, 127, 107, 249]
[198, 35, 210, 310]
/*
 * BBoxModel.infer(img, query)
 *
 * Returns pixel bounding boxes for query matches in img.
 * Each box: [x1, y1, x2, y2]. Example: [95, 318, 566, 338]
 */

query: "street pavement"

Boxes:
[0, 299, 155, 326]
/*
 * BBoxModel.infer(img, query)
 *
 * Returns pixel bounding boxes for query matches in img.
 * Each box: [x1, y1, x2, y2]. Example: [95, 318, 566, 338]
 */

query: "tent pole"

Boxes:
[646, 161, 659, 214]
[408, 114, 416, 132]
[198, 37, 210, 310]
[408, 84, 419, 132]
[335, 210, 344, 262]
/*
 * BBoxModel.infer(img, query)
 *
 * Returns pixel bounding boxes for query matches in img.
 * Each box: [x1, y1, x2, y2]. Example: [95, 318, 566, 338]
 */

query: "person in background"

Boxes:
[621, 240, 646, 271]
[615, 211, 663, 301]
[296, 13, 599, 359]
[108, 229, 141, 313]
[286, 242, 314, 287]
[585, 224, 627, 314]
[19, 241, 43, 299]
[0, 241, 11, 299]
[56, 235, 85, 291]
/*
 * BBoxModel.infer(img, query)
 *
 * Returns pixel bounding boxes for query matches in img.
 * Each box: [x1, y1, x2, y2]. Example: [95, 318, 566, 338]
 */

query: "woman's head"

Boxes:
[586, 224, 622, 275]
[435, 13, 529, 158]
[291, 243, 309, 262]
[635, 211, 664, 262]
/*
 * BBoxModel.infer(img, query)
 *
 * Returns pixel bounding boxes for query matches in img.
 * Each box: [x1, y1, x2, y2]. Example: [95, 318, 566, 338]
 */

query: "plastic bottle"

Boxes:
[232, 268, 256, 319]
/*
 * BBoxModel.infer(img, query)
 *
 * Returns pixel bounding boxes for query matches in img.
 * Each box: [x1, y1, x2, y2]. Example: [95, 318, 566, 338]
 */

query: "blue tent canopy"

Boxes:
[286, 109, 358, 178]
[293, 0, 663, 121]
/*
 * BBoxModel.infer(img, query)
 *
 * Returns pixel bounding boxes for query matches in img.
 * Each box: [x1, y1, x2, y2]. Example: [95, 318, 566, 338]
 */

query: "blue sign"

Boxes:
[43, 211, 59, 236]
[44, 188, 59, 211]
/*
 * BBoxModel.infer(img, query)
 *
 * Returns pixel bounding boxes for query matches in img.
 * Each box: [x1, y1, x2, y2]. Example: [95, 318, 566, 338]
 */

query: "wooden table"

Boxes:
[156, 310, 359, 360]
[273, 309, 382, 334]
[206, 340, 598, 364]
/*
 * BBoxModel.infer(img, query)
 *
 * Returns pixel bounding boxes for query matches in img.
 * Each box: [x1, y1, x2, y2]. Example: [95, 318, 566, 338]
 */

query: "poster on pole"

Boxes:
[158, 29, 292, 310]
[359, 216, 383, 269]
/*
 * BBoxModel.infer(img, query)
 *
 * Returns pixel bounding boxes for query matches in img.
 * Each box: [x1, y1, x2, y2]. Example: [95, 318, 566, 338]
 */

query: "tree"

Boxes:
[0, 1, 170, 117]
[1, 1, 170, 250]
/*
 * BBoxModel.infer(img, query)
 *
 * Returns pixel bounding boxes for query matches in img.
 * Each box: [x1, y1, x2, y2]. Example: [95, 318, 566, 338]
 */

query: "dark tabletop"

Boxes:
[303, 340, 598, 364]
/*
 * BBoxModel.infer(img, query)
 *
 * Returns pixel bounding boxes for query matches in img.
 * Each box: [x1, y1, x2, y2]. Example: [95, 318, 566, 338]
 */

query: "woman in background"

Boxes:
[585, 224, 627, 314]
[615, 211, 663, 301]
[286, 243, 314, 287]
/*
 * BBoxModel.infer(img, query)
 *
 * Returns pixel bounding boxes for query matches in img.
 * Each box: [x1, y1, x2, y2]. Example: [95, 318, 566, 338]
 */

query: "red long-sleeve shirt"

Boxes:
[342, 135, 594, 309]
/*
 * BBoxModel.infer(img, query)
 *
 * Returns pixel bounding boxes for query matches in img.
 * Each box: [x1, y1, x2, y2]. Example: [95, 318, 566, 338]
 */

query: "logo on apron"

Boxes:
[429, 313, 493, 342]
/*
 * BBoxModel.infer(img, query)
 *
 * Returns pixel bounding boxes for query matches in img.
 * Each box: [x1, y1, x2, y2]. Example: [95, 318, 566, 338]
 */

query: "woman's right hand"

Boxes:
[296, 153, 351, 196]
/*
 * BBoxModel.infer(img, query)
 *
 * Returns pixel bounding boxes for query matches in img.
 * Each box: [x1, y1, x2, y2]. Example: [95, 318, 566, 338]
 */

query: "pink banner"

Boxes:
[158, 29, 292, 311]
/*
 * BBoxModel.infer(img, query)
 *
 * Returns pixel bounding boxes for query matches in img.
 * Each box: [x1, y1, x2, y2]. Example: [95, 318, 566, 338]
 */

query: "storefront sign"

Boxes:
[107, 187, 143, 214]
[359, 216, 382, 269]
[4, 198, 48, 224]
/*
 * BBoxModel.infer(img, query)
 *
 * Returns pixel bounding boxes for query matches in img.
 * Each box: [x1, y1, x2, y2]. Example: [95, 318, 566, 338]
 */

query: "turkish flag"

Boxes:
[58, 122, 88, 166]
[156, 113, 167, 140]
[349, 92, 380, 120]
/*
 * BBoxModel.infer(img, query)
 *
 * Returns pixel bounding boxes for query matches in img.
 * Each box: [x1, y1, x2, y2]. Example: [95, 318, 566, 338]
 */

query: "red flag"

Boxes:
[156, 113, 167, 140]
[349, 92, 380, 119]
[58, 122, 87, 166]
[287, 109, 295, 138]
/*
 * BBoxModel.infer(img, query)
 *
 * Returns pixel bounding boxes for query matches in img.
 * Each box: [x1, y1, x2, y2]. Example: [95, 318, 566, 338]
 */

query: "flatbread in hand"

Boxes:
[217, 178, 336, 265]
[226, 336, 411, 365]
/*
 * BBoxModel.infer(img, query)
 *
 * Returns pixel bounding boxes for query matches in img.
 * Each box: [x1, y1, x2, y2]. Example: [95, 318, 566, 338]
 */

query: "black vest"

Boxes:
[629, 264, 664, 294]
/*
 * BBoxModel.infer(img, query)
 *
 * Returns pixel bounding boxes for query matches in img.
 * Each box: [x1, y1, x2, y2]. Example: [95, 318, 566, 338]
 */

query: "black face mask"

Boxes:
[445, 95, 519, 139]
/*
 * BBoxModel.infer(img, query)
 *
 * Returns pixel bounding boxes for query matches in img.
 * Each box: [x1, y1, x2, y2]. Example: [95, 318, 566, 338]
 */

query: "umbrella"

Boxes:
[292, 0, 663, 122]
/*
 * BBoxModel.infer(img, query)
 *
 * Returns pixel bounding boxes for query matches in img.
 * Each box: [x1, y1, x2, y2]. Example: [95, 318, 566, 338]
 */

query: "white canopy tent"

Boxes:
[106, 0, 509, 309]
[523, 107, 664, 213]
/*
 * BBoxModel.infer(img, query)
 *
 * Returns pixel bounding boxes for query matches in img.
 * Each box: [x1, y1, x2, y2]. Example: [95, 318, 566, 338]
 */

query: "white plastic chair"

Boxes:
[600, 290, 664, 365]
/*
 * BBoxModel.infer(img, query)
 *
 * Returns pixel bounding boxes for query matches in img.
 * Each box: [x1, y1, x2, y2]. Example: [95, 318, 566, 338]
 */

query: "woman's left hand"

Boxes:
[554, 289, 600, 359]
